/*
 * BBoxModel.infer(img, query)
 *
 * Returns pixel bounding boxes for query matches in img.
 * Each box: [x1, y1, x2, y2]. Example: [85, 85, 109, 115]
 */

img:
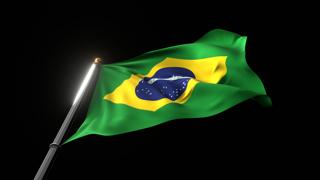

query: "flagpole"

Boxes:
[34, 58, 102, 180]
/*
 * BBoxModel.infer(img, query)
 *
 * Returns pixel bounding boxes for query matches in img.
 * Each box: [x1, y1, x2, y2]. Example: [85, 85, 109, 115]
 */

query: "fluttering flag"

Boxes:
[65, 29, 271, 143]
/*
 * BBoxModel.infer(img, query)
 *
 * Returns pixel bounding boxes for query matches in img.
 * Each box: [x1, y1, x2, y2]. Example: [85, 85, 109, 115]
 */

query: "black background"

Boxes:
[15, 1, 302, 179]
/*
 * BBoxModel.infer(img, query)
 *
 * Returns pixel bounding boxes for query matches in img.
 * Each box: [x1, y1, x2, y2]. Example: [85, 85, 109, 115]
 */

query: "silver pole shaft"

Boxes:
[34, 58, 102, 180]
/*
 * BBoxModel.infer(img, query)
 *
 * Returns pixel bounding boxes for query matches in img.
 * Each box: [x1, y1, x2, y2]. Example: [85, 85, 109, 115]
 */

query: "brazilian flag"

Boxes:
[66, 29, 271, 143]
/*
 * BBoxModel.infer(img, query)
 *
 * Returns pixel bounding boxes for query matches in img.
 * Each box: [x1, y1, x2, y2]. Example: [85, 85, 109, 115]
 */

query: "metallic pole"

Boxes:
[34, 58, 102, 180]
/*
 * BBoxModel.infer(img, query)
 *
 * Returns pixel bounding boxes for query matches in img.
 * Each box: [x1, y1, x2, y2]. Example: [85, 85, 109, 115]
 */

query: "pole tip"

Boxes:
[94, 57, 102, 64]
